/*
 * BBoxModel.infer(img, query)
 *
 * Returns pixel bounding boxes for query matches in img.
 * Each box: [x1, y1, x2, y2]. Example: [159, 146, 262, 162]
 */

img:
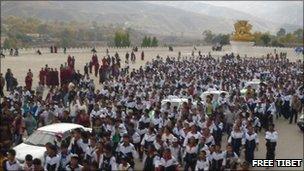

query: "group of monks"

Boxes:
[90, 53, 100, 77]
[85, 52, 123, 83]
[38, 56, 75, 87]
[39, 67, 59, 87]
[50, 46, 58, 53]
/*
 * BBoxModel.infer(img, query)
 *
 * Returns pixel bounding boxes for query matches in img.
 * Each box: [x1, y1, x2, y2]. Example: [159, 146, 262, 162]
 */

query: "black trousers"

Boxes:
[289, 109, 298, 123]
[245, 140, 256, 164]
[266, 141, 276, 160]
[0, 87, 4, 97]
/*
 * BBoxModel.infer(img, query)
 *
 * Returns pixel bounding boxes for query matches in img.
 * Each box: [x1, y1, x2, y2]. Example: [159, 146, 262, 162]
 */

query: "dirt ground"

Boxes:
[1, 46, 303, 170]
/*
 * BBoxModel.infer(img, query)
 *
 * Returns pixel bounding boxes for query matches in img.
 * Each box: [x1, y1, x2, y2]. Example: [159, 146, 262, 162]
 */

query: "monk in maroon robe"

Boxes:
[102, 57, 107, 67]
[94, 62, 99, 77]
[141, 51, 144, 61]
[39, 68, 45, 85]
[60, 68, 64, 85]
[71, 57, 75, 69]
[92, 54, 98, 65]
[67, 55, 72, 67]
[45, 69, 50, 87]
[25, 74, 32, 90]
[54, 69, 59, 86]
[50, 68, 55, 86]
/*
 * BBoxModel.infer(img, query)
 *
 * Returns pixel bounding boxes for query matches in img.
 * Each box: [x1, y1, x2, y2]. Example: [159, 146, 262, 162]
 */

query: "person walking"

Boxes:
[265, 124, 278, 161]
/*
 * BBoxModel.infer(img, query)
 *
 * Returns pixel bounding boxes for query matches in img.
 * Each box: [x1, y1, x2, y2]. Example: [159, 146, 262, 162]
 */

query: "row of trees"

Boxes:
[202, 28, 303, 47]
[253, 28, 303, 47]
[141, 36, 158, 47]
[2, 16, 162, 49]
[2, 16, 141, 48]
[113, 30, 131, 47]
[2, 16, 302, 49]
[202, 30, 230, 45]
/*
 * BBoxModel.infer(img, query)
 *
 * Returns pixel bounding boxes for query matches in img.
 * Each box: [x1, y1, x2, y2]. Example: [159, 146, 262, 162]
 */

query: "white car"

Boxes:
[161, 95, 188, 109]
[200, 90, 229, 103]
[14, 123, 91, 164]
[240, 79, 266, 95]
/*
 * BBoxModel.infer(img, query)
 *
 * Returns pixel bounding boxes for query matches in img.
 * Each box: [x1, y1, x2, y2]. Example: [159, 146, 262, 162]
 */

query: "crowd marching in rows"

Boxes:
[0, 49, 303, 171]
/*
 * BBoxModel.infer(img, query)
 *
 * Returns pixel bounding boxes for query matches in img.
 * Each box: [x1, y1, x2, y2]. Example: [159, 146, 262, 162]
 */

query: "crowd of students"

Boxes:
[0, 49, 303, 171]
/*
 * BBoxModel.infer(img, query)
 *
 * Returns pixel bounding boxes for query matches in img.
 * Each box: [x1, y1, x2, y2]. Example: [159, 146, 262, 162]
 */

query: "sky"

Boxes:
[201, 1, 302, 15]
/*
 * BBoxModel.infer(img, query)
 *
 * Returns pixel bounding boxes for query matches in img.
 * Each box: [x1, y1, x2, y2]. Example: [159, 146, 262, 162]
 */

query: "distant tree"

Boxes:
[3, 38, 17, 49]
[114, 31, 122, 47]
[151, 37, 158, 47]
[293, 29, 303, 44]
[60, 28, 75, 47]
[260, 33, 271, 46]
[147, 37, 151, 47]
[253, 32, 263, 45]
[282, 33, 296, 46]
[270, 38, 284, 47]
[202, 30, 214, 44]
[141, 36, 148, 47]
[3, 38, 11, 49]
[276, 28, 286, 37]
[37, 24, 50, 35]
[122, 32, 131, 47]
[212, 34, 230, 45]
[114, 30, 131, 47]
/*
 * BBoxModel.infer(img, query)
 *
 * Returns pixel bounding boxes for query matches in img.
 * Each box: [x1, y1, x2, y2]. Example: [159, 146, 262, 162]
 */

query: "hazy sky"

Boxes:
[201, 1, 302, 14]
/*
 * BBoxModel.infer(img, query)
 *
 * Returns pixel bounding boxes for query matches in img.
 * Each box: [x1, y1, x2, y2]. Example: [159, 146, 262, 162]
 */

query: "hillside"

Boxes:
[150, 1, 302, 33]
[1, 1, 302, 38]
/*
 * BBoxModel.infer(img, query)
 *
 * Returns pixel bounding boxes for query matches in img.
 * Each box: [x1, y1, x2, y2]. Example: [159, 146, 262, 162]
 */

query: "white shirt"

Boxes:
[183, 132, 202, 146]
[242, 132, 259, 145]
[141, 133, 156, 145]
[195, 159, 209, 171]
[265, 131, 278, 142]
[161, 133, 175, 143]
[211, 151, 224, 161]
[184, 145, 198, 157]
[228, 131, 244, 143]
[158, 157, 178, 168]
[44, 154, 60, 171]
[169, 145, 181, 160]
[4, 160, 22, 171]
[132, 132, 141, 144]
[90, 109, 101, 118]
[98, 154, 117, 170]
[116, 143, 139, 159]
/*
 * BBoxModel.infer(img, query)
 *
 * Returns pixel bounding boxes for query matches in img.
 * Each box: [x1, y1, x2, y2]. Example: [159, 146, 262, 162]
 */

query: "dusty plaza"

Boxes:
[1, 1, 304, 171]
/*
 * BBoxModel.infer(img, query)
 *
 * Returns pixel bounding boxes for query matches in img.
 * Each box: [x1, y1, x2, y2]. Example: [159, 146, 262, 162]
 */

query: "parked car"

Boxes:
[161, 95, 188, 109]
[13, 123, 91, 164]
[200, 90, 229, 104]
[297, 113, 304, 132]
[240, 79, 267, 96]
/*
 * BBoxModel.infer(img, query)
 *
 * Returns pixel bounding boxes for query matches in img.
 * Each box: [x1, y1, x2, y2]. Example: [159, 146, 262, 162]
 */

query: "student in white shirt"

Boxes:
[223, 144, 238, 170]
[195, 150, 210, 171]
[265, 123, 278, 160]
[157, 148, 179, 171]
[210, 144, 224, 171]
[228, 125, 243, 156]
[44, 144, 60, 171]
[65, 154, 83, 171]
[243, 125, 259, 164]
[2, 149, 22, 171]
[99, 144, 118, 171]
[184, 136, 198, 171]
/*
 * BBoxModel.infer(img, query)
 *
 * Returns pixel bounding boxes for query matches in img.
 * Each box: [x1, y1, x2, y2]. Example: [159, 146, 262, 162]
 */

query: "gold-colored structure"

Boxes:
[231, 20, 254, 42]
